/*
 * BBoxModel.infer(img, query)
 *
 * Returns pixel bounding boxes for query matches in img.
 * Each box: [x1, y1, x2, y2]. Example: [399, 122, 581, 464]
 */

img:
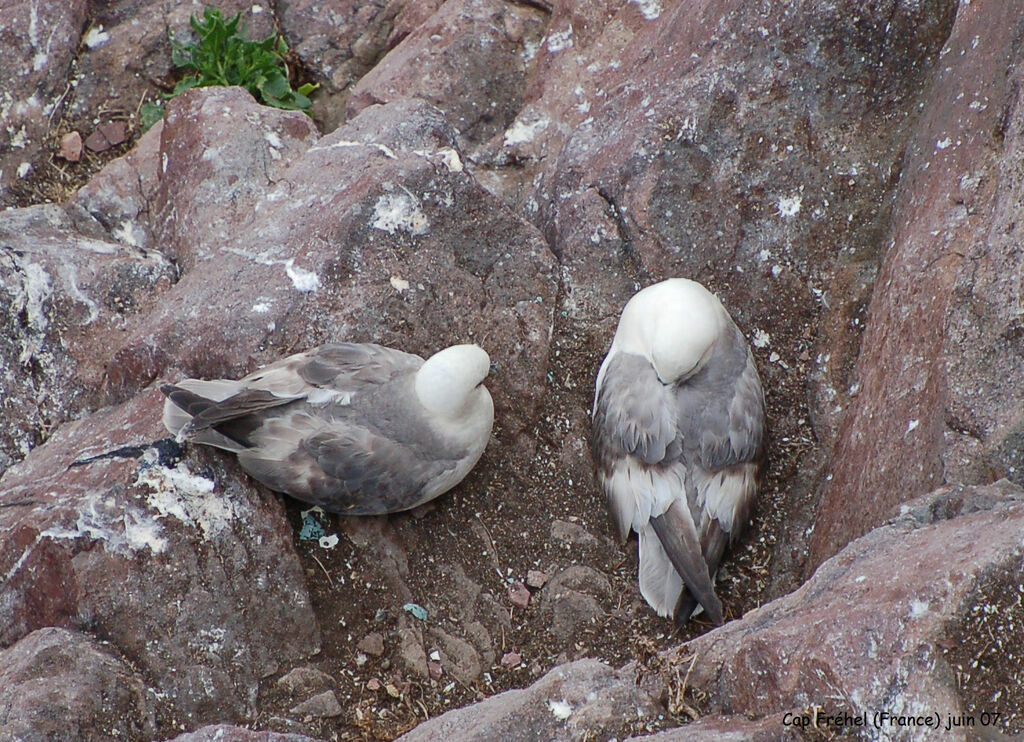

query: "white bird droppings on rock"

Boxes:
[545, 26, 574, 53]
[284, 258, 322, 292]
[630, 0, 663, 20]
[372, 190, 429, 236]
[438, 147, 463, 172]
[83, 27, 111, 49]
[503, 116, 549, 147]
[777, 194, 802, 218]
[547, 699, 573, 720]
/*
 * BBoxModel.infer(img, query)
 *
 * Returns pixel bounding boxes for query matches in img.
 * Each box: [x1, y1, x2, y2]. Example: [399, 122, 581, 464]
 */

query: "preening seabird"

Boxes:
[591, 279, 765, 625]
[161, 343, 494, 514]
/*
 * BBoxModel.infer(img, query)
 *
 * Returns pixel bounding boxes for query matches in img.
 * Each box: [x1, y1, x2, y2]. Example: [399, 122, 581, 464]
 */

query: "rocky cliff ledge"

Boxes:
[2, 1, 1022, 740]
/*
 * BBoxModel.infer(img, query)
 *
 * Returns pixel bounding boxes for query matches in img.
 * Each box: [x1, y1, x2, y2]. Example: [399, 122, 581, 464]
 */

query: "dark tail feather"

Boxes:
[673, 520, 730, 627]
[650, 503, 724, 626]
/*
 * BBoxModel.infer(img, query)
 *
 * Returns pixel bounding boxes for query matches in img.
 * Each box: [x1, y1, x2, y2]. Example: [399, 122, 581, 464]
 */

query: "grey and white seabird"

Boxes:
[161, 342, 494, 514]
[591, 278, 765, 625]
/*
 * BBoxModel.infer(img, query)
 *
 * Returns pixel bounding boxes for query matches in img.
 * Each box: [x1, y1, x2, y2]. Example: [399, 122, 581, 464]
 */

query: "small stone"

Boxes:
[84, 121, 127, 152]
[385, 682, 401, 698]
[358, 632, 385, 656]
[276, 666, 335, 696]
[508, 581, 531, 609]
[428, 659, 443, 680]
[289, 690, 342, 718]
[367, 677, 381, 691]
[500, 651, 522, 668]
[58, 132, 82, 162]
[526, 569, 548, 589]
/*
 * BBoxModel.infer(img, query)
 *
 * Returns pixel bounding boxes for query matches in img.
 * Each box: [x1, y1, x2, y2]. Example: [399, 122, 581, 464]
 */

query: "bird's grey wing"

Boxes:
[592, 352, 681, 538]
[238, 419, 458, 515]
[231, 343, 422, 401]
[295, 343, 422, 390]
[676, 327, 765, 469]
[675, 324, 765, 533]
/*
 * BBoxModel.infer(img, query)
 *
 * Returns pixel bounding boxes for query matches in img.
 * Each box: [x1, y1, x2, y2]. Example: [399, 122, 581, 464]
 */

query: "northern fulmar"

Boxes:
[591, 278, 765, 626]
[161, 342, 494, 514]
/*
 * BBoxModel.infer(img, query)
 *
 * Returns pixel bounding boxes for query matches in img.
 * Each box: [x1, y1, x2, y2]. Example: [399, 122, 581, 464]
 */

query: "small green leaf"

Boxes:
[172, 76, 201, 95]
[139, 102, 165, 132]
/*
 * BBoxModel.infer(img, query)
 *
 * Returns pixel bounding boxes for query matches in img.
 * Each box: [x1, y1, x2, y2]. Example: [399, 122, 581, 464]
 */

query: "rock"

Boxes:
[397, 616, 429, 677]
[500, 651, 522, 668]
[549, 520, 599, 548]
[427, 627, 483, 685]
[644, 482, 1024, 736]
[84, 121, 128, 153]
[288, 690, 343, 718]
[810, 2, 1024, 569]
[544, 566, 613, 601]
[525, 569, 548, 589]
[627, 714, 800, 742]
[347, 0, 547, 145]
[0, 389, 321, 726]
[508, 580, 531, 609]
[357, 632, 385, 657]
[0, 627, 158, 741]
[395, 658, 662, 742]
[276, 666, 335, 697]
[73, 120, 164, 250]
[539, 567, 613, 642]
[58, 131, 83, 162]
[167, 725, 325, 742]
[0, 199, 175, 478]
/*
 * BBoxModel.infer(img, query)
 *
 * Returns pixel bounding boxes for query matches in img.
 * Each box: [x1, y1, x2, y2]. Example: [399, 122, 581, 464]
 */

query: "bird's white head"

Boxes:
[613, 278, 726, 384]
[415, 344, 492, 419]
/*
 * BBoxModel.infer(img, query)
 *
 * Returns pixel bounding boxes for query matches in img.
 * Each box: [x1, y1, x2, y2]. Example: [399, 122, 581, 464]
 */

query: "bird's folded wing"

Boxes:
[592, 353, 680, 539]
[240, 423, 457, 515]
[675, 341, 765, 471]
[592, 353, 678, 465]
[290, 343, 423, 390]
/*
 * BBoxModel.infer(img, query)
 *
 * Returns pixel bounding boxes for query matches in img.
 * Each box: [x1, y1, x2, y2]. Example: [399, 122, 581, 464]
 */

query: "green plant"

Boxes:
[138, 102, 165, 132]
[168, 8, 317, 113]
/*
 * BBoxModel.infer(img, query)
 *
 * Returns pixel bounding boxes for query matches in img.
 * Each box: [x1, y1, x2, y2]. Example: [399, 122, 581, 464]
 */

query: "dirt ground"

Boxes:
[254, 314, 819, 741]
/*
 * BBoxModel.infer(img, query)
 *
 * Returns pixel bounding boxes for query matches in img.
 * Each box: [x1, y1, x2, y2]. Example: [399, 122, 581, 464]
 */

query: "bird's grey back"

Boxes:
[672, 319, 765, 471]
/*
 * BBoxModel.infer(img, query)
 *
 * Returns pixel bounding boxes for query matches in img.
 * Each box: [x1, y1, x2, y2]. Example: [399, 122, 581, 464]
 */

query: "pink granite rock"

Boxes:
[0, 627, 159, 741]
[810, 2, 1024, 568]
[0, 389, 321, 724]
[347, 0, 547, 145]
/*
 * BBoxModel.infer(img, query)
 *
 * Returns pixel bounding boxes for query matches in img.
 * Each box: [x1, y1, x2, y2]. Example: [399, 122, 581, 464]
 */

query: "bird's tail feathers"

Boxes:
[637, 524, 685, 618]
[160, 378, 247, 450]
[649, 502, 724, 625]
